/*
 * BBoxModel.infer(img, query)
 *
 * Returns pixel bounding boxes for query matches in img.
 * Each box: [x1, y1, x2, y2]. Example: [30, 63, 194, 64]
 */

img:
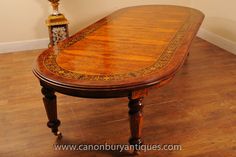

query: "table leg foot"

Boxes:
[47, 120, 62, 137]
[128, 97, 144, 154]
[41, 85, 62, 137]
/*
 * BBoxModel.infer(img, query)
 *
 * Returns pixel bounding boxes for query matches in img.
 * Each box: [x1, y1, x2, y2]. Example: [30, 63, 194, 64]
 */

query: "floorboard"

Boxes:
[0, 38, 235, 157]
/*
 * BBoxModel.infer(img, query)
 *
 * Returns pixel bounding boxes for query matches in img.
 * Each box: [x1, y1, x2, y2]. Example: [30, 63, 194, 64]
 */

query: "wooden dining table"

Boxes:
[33, 5, 204, 153]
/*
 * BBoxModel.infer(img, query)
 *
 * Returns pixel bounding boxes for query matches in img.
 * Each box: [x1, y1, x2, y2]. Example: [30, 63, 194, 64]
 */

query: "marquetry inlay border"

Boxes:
[43, 13, 196, 81]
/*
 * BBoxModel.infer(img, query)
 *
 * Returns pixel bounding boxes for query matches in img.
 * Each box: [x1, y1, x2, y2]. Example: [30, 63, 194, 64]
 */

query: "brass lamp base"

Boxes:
[47, 0, 69, 47]
[46, 14, 69, 47]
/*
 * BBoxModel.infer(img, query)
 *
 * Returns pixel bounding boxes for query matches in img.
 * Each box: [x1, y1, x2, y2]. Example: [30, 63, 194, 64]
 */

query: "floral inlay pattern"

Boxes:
[52, 26, 67, 45]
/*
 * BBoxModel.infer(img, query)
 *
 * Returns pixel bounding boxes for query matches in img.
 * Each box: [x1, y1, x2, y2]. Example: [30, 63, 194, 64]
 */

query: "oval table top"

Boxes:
[33, 5, 204, 96]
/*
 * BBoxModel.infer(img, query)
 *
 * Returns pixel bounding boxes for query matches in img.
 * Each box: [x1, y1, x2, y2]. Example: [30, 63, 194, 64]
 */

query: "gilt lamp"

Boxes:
[46, 0, 69, 47]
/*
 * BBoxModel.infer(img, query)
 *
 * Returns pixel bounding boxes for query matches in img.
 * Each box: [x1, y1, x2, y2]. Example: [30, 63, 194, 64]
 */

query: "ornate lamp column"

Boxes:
[46, 0, 69, 47]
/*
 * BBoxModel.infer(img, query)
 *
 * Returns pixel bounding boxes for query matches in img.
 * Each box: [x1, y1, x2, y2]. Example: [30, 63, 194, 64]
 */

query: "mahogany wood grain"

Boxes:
[128, 97, 144, 154]
[32, 5, 204, 154]
[41, 83, 61, 136]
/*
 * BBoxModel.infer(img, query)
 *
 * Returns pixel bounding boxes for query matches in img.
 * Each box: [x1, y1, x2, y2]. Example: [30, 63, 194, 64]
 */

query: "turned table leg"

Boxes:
[41, 85, 62, 137]
[128, 97, 144, 154]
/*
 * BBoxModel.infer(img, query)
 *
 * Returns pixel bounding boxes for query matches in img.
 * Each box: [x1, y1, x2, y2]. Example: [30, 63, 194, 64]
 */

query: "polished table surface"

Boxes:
[33, 5, 204, 154]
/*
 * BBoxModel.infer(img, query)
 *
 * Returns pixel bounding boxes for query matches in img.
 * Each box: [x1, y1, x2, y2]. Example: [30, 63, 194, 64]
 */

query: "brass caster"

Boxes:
[54, 131, 62, 138]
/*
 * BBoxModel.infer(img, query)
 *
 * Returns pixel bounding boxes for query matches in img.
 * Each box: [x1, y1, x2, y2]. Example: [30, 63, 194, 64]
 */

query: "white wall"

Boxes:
[192, 0, 236, 54]
[192, 0, 236, 42]
[0, 0, 50, 42]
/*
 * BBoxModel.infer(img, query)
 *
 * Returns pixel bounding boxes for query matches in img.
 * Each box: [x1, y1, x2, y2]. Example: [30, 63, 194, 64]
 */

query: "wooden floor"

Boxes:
[0, 38, 235, 157]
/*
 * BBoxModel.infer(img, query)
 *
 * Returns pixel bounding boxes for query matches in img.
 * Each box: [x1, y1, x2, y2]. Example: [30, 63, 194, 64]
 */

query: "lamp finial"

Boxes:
[48, 0, 60, 15]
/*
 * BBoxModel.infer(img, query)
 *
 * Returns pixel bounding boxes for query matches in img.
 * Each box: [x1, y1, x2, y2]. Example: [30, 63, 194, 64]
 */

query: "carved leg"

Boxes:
[41, 85, 62, 138]
[128, 97, 144, 155]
